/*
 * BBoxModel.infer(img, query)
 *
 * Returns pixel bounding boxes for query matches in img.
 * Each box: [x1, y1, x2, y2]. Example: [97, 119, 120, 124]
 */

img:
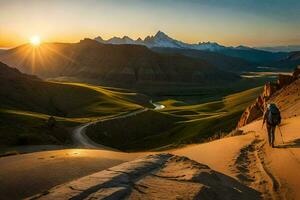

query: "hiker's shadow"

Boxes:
[276, 138, 300, 149]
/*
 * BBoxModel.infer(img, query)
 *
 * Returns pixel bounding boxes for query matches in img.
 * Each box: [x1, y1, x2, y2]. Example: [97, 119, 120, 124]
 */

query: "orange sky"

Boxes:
[1, 0, 300, 48]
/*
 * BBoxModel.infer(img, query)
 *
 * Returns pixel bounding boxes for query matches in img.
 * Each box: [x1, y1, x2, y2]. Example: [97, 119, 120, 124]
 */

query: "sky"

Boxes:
[0, 0, 300, 48]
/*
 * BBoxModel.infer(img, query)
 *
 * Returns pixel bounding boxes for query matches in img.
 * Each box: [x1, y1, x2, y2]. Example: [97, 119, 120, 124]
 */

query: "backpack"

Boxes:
[267, 104, 281, 126]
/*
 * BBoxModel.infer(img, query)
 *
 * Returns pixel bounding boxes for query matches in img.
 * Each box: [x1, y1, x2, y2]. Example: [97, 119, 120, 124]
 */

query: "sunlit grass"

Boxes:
[83, 86, 263, 151]
[1, 81, 144, 125]
[0, 80, 147, 146]
[151, 86, 263, 148]
[0, 109, 97, 124]
[48, 81, 142, 110]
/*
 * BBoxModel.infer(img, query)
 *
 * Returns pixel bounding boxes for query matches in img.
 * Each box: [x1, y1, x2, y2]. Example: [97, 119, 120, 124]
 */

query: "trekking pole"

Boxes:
[278, 126, 284, 144]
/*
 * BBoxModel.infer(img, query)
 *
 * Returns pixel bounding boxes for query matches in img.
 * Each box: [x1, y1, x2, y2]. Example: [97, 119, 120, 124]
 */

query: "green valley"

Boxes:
[86, 86, 262, 151]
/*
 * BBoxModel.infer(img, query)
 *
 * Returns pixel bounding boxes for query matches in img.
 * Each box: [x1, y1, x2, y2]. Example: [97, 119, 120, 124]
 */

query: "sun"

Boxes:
[30, 35, 41, 46]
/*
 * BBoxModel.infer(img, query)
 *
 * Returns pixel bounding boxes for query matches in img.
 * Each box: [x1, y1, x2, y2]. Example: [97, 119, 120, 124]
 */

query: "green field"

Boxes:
[0, 81, 148, 146]
[1, 75, 265, 150]
[86, 110, 184, 151]
[156, 86, 263, 145]
[86, 86, 262, 151]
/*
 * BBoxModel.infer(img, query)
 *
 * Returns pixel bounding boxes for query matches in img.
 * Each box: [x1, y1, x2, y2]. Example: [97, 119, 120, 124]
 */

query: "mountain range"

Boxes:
[95, 31, 235, 51]
[94, 31, 288, 63]
[1, 31, 297, 87]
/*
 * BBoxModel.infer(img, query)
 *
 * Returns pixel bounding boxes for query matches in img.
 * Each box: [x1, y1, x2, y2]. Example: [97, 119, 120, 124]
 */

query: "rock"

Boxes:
[292, 65, 300, 79]
[237, 81, 277, 128]
[28, 154, 260, 200]
[238, 66, 300, 127]
[262, 82, 278, 100]
[237, 96, 264, 128]
[277, 74, 293, 88]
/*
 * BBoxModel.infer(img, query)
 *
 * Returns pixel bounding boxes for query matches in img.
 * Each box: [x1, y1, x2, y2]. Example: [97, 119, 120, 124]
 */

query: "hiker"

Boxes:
[263, 103, 281, 148]
[47, 116, 56, 130]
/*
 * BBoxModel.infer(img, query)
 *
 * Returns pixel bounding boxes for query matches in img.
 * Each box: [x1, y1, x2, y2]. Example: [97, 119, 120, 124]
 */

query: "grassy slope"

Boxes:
[86, 110, 184, 151]
[0, 81, 146, 146]
[86, 86, 262, 151]
[157, 87, 263, 145]
[1, 69, 266, 149]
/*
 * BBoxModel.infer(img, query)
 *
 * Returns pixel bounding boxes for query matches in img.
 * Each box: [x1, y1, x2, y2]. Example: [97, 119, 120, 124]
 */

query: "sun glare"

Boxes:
[30, 35, 41, 46]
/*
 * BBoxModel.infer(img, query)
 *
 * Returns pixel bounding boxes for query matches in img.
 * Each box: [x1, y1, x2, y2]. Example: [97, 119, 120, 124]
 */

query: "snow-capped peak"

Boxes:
[142, 31, 188, 48]
[93, 31, 248, 51]
[154, 31, 169, 39]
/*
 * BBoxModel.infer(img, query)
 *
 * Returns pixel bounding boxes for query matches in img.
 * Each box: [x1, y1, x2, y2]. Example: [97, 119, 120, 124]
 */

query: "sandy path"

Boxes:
[171, 134, 256, 177]
[241, 116, 300, 200]
[173, 116, 300, 199]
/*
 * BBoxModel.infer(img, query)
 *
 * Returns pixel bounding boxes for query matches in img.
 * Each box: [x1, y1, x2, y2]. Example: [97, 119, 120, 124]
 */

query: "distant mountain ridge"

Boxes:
[95, 31, 230, 51]
[267, 51, 300, 69]
[256, 45, 300, 52]
[151, 47, 254, 72]
[94, 31, 288, 63]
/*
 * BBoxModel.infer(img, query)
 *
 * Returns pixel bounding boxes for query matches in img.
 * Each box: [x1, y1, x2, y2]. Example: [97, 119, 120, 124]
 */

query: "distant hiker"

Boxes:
[263, 103, 281, 148]
[47, 116, 56, 130]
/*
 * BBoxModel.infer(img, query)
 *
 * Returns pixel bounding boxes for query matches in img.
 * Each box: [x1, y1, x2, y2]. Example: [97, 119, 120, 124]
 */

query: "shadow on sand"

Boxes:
[195, 171, 262, 200]
[275, 138, 300, 149]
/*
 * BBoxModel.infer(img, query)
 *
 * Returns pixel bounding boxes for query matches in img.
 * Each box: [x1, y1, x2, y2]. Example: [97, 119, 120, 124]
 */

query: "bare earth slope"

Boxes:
[29, 154, 260, 200]
[237, 71, 300, 199]
[4, 119, 298, 199]
[241, 117, 300, 200]
[0, 132, 260, 199]
[0, 149, 145, 199]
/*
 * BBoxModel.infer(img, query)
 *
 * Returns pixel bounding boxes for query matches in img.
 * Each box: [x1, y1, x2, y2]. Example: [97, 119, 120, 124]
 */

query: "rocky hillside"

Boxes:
[0, 61, 39, 82]
[237, 66, 300, 127]
[0, 39, 238, 85]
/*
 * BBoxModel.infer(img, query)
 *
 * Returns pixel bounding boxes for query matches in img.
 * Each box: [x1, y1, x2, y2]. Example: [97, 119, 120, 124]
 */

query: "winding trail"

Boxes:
[72, 100, 166, 150]
[72, 108, 148, 150]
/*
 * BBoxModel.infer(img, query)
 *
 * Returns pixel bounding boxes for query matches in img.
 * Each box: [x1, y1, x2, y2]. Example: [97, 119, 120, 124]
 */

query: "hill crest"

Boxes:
[0, 39, 239, 85]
